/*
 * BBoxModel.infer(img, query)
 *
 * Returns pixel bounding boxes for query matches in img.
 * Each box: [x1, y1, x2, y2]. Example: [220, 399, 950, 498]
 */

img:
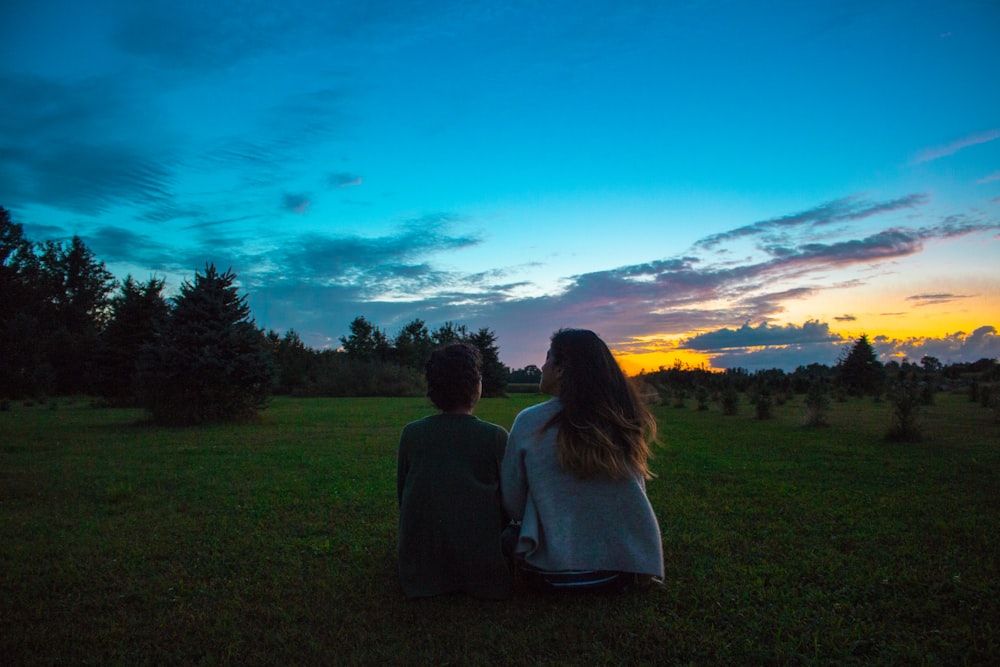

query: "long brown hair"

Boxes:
[544, 329, 656, 480]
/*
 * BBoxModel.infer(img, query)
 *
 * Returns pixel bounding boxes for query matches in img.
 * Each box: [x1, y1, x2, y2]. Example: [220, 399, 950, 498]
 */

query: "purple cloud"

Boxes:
[876, 326, 1000, 364]
[695, 194, 928, 249]
[681, 320, 842, 352]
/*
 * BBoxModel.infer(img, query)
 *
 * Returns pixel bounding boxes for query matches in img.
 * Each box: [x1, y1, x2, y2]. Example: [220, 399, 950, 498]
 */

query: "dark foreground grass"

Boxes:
[1, 393, 997, 665]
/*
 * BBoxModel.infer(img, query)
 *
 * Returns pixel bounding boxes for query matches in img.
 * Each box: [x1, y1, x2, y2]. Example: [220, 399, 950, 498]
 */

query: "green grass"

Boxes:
[1, 393, 997, 665]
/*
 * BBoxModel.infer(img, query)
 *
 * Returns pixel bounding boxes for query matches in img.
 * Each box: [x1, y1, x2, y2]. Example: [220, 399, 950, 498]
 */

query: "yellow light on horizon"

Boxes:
[613, 348, 717, 376]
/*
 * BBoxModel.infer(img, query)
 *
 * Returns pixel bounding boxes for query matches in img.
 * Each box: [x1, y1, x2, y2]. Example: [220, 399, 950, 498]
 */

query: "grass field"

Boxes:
[1, 392, 997, 665]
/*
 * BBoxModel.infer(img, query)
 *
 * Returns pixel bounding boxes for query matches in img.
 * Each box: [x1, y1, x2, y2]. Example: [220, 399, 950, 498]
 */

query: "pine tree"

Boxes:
[393, 319, 434, 370]
[0, 207, 49, 398]
[836, 334, 885, 397]
[340, 316, 391, 361]
[138, 264, 273, 424]
[96, 276, 169, 403]
[467, 327, 506, 397]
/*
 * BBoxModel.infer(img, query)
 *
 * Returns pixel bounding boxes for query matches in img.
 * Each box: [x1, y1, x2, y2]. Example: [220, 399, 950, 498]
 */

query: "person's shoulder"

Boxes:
[470, 416, 508, 438]
[401, 414, 438, 435]
[512, 397, 560, 429]
[525, 397, 561, 416]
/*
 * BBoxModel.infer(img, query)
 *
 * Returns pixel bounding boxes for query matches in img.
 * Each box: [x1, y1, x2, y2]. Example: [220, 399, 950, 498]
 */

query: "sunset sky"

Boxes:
[2, 0, 998, 372]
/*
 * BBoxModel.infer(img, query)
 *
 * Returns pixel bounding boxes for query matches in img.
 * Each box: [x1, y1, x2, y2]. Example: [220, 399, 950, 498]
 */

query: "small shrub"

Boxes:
[672, 388, 687, 409]
[989, 390, 1000, 424]
[886, 380, 922, 442]
[0, 399, 10, 412]
[754, 390, 773, 420]
[920, 382, 935, 405]
[720, 384, 740, 416]
[695, 386, 710, 411]
[804, 381, 830, 427]
[980, 384, 994, 409]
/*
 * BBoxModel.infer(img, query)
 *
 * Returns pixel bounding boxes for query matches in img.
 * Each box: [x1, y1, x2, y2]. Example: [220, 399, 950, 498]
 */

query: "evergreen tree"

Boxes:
[36, 235, 116, 395]
[467, 327, 506, 397]
[431, 321, 468, 346]
[138, 264, 272, 424]
[0, 207, 49, 398]
[266, 328, 314, 395]
[508, 365, 542, 384]
[394, 319, 434, 370]
[340, 316, 391, 361]
[804, 379, 831, 427]
[96, 276, 169, 403]
[836, 334, 885, 397]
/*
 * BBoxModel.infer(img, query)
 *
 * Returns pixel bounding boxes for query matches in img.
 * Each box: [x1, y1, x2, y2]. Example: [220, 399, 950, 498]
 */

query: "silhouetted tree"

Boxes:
[37, 235, 116, 394]
[886, 379, 922, 442]
[266, 328, 315, 395]
[137, 264, 272, 425]
[96, 276, 169, 403]
[340, 316, 391, 362]
[0, 207, 50, 398]
[394, 319, 434, 370]
[836, 334, 884, 397]
[720, 380, 740, 416]
[752, 386, 774, 420]
[508, 365, 542, 384]
[804, 379, 830, 427]
[467, 327, 506, 397]
[431, 321, 468, 346]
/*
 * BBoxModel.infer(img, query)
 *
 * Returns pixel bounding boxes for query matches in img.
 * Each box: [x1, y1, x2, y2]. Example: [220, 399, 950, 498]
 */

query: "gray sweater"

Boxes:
[501, 398, 664, 576]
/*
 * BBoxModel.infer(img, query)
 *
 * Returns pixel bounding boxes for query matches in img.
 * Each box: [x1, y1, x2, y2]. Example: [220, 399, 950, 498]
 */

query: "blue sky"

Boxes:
[2, 0, 998, 371]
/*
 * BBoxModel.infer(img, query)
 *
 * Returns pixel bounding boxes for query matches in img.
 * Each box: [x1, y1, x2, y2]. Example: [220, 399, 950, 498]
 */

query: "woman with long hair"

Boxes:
[501, 329, 663, 592]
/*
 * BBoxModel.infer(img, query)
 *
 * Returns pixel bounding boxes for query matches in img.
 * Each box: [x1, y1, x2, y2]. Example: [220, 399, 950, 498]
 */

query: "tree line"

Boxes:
[0, 206, 510, 423]
[637, 334, 1000, 440]
[4, 205, 997, 429]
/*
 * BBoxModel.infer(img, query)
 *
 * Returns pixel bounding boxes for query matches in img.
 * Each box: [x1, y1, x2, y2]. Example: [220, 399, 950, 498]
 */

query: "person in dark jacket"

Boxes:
[396, 343, 510, 599]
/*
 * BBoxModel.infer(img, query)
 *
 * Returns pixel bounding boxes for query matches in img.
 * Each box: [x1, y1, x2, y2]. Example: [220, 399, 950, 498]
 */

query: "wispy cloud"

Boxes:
[695, 194, 928, 249]
[0, 74, 176, 215]
[330, 172, 363, 188]
[912, 128, 1000, 165]
[466, 199, 999, 368]
[977, 171, 1000, 185]
[261, 214, 480, 295]
[906, 293, 976, 306]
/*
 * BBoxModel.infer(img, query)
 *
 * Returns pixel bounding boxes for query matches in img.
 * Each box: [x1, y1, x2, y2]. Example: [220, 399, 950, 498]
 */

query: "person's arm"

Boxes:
[493, 427, 511, 523]
[396, 428, 410, 508]
[500, 424, 527, 521]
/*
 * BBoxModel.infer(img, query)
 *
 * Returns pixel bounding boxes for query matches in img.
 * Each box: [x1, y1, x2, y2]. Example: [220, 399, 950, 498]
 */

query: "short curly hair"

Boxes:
[426, 343, 483, 412]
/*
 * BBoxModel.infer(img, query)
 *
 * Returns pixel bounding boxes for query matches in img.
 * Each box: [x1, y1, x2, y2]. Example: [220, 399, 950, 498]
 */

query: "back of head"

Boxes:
[426, 343, 482, 412]
[547, 329, 656, 479]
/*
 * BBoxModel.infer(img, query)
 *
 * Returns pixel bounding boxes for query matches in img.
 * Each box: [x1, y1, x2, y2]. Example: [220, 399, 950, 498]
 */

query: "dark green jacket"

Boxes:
[397, 413, 510, 599]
